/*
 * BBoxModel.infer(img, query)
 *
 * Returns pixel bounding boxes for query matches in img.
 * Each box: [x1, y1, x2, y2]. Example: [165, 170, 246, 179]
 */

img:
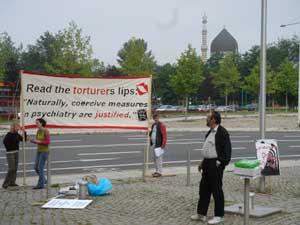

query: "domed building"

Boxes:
[210, 28, 238, 56]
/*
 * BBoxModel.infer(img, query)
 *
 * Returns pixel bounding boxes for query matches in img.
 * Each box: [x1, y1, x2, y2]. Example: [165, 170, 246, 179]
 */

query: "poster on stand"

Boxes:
[256, 139, 280, 176]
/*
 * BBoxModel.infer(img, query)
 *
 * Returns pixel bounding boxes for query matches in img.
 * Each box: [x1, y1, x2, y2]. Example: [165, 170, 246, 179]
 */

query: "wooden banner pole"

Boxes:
[20, 70, 26, 186]
[144, 75, 152, 178]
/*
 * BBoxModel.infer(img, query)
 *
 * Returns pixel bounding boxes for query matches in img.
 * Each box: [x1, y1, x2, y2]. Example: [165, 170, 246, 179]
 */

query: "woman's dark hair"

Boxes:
[153, 113, 159, 119]
[36, 118, 47, 127]
[211, 111, 221, 124]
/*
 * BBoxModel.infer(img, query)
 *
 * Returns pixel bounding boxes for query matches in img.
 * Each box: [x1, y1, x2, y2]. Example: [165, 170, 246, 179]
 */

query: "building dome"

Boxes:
[210, 28, 238, 55]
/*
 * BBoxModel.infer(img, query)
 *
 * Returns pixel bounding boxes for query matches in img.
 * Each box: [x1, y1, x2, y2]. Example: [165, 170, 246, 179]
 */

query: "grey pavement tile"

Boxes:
[0, 167, 300, 225]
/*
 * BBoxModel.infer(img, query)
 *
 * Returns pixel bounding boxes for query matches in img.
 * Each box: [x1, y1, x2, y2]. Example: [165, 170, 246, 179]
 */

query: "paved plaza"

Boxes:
[0, 163, 300, 225]
[0, 114, 299, 224]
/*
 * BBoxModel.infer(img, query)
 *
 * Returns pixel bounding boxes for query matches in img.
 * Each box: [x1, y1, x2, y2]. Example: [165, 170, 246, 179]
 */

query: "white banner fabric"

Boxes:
[21, 72, 151, 130]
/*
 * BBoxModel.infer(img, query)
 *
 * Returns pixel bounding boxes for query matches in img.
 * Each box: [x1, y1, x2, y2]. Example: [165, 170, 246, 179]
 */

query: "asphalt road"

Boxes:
[0, 131, 300, 178]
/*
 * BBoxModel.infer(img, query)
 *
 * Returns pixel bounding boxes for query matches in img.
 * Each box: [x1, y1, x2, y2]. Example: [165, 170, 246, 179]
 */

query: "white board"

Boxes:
[42, 199, 93, 209]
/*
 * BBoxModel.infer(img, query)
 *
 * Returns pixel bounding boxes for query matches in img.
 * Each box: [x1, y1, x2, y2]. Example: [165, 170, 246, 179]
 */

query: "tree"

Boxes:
[274, 58, 297, 111]
[50, 21, 95, 76]
[169, 44, 204, 116]
[267, 69, 278, 110]
[205, 52, 224, 74]
[117, 37, 156, 75]
[238, 46, 260, 78]
[22, 22, 102, 77]
[268, 36, 299, 70]
[243, 62, 277, 106]
[0, 32, 21, 81]
[154, 63, 177, 104]
[91, 59, 105, 77]
[104, 65, 124, 77]
[4, 57, 20, 84]
[213, 54, 240, 107]
[21, 31, 56, 73]
[243, 63, 260, 98]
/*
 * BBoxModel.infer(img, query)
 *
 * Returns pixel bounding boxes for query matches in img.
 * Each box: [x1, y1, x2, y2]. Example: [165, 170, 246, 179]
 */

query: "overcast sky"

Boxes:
[1, 0, 299, 65]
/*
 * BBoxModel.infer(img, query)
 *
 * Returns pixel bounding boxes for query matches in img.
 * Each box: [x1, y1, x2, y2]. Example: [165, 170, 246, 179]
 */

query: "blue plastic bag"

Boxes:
[87, 177, 112, 196]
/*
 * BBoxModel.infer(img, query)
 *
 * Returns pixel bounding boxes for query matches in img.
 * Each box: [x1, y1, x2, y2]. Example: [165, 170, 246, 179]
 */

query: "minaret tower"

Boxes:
[201, 14, 208, 63]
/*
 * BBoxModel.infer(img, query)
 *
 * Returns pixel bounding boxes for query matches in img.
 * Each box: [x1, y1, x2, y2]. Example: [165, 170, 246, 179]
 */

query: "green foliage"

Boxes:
[213, 54, 240, 99]
[21, 31, 57, 73]
[104, 65, 123, 77]
[243, 62, 277, 98]
[243, 63, 259, 96]
[4, 57, 20, 84]
[169, 44, 204, 100]
[0, 32, 21, 81]
[275, 58, 297, 96]
[91, 59, 105, 77]
[268, 36, 299, 69]
[205, 52, 224, 74]
[22, 22, 102, 77]
[117, 37, 156, 75]
[238, 45, 260, 78]
[0, 25, 298, 108]
[266, 69, 277, 97]
[154, 63, 177, 104]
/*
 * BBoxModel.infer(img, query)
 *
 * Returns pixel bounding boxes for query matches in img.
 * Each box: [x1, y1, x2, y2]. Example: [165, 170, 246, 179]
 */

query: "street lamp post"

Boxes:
[280, 22, 300, 126]
[258, 0, 267, 193]
[298, 42, 300, 127]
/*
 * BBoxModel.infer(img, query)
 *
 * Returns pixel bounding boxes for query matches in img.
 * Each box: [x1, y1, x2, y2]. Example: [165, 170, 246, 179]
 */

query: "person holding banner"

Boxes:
[2, 122, 27, 189]
[191, 111, 231, 224]
[149, 114, 167, 177]
[29, 118, 51, 189]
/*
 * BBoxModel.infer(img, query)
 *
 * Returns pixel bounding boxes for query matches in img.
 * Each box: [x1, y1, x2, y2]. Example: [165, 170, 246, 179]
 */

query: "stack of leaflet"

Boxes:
[58, 186, 78, 196]
[234, 160, 261, 177]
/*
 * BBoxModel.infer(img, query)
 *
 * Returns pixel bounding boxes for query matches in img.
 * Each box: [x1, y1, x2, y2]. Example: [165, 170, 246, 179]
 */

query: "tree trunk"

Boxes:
[225, 95, 228, 117]
[184, 96, 188, 120]
[285, 92, 288, 113]
[256, 98, 259, 112]
[272, 98, 275, 112]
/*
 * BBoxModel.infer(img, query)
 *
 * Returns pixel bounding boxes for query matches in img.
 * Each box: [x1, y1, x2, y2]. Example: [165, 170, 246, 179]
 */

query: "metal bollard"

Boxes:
[186, 149, 191, 186]
[78, 180, 88, 199]
[46, 151, 51, 199]
[244, 178, 250, 225]
[249, 192, 255, 210]
[142, 147, 146, 182]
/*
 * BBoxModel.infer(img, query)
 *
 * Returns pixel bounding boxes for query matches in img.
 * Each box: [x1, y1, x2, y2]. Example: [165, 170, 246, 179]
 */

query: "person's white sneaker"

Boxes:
[208, 216, 224, 224]
[190, 214, 207, 222]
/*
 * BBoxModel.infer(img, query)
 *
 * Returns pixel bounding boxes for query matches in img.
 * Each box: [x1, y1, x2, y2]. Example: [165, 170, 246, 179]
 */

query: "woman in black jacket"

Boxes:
[2, 122, 26, 189]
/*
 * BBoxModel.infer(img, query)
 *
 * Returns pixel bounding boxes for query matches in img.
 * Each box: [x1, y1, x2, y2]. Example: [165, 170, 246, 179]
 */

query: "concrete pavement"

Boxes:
[1, 160, 300, 225]
[0, 113, 299, 224]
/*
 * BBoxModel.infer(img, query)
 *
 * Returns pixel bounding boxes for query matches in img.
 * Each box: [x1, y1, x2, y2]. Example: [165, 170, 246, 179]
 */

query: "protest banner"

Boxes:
[20, 71, 152, 130]
[19, 71, 152, 187]
[256, 139, 280, 176]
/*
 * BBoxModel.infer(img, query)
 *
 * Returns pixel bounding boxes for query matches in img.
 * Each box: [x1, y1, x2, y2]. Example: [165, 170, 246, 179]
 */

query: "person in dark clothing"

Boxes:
[191, 111, 232, 224]
[2, 122, 27, 189]
[149, 113, 167, 177]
